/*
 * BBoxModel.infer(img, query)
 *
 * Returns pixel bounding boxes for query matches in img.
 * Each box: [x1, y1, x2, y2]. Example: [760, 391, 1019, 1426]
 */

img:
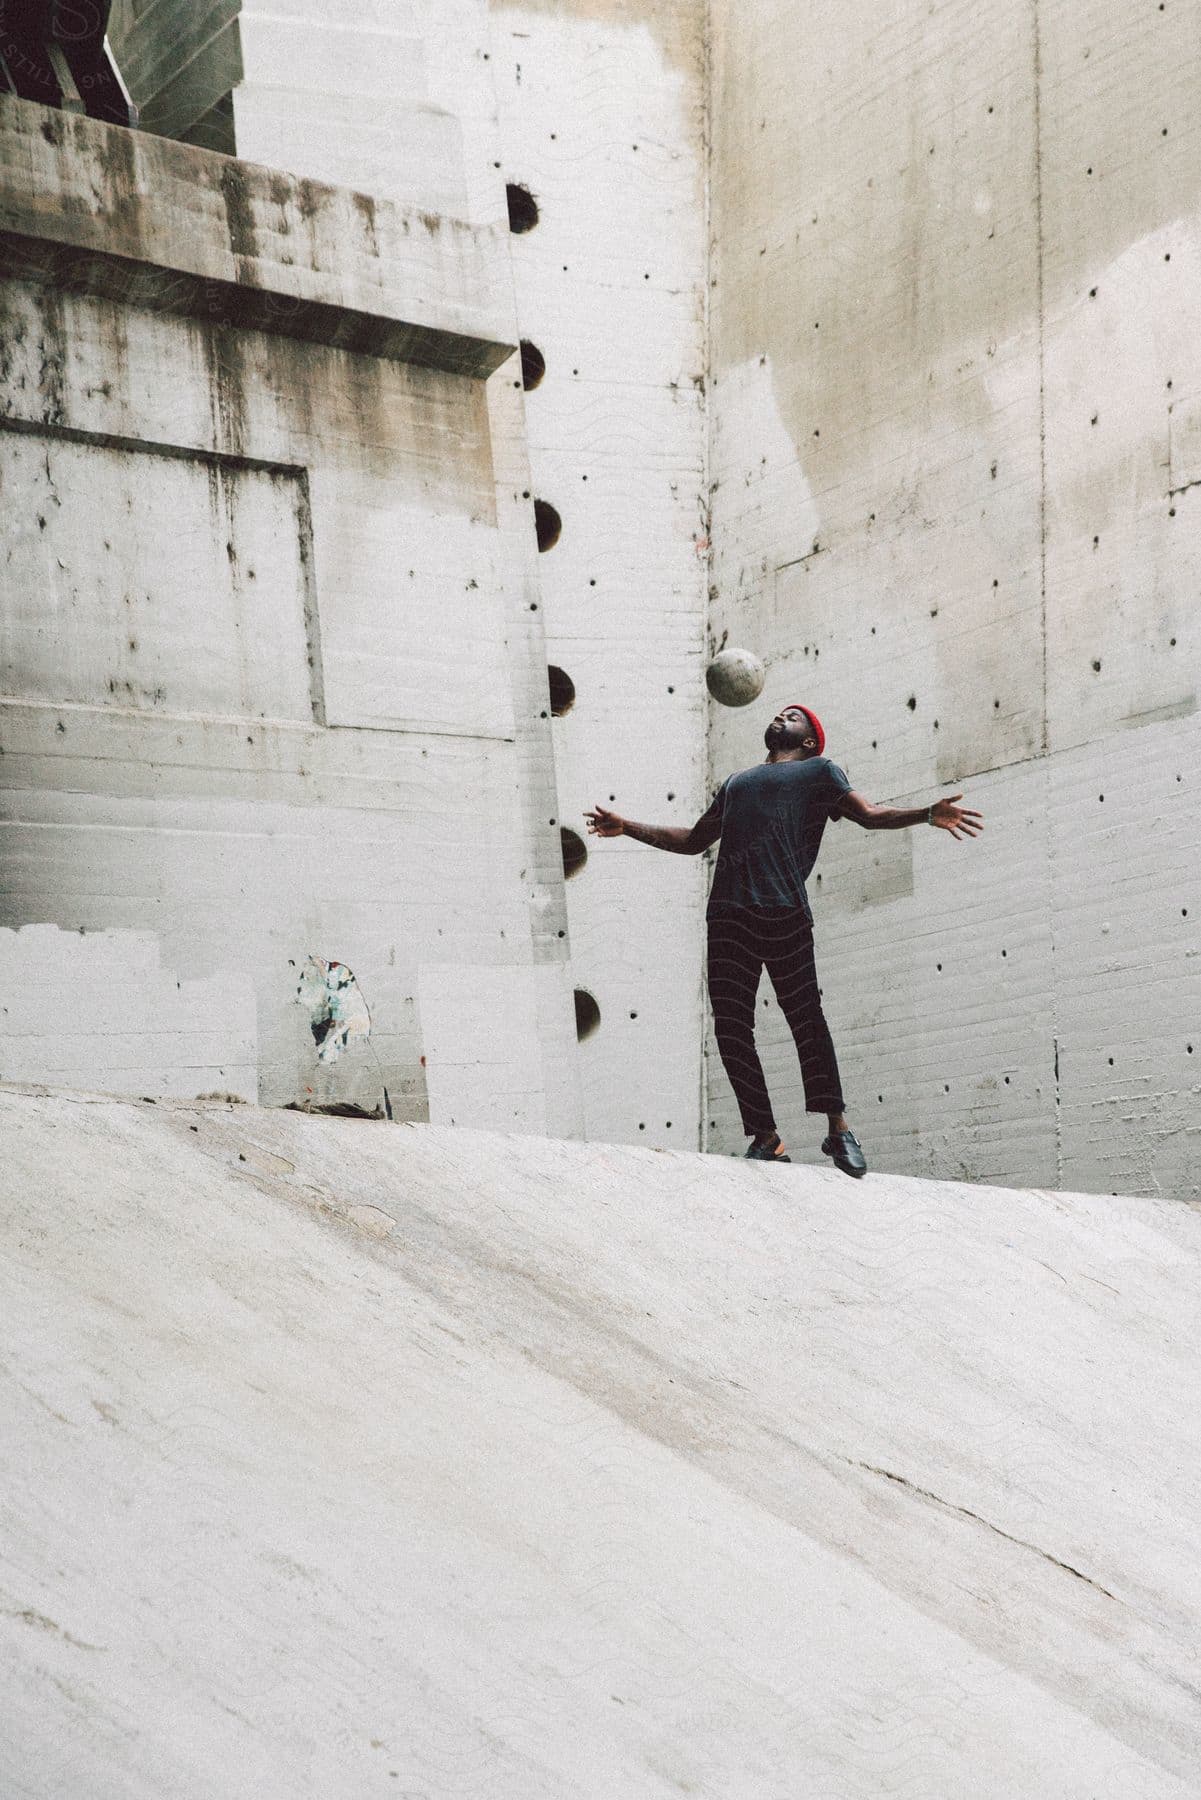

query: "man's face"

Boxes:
[764, 705, 817, 754]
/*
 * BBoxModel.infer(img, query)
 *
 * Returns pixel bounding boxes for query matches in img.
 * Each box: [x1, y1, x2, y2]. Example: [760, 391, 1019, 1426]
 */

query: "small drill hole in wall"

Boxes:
[574, 989, 600, 1041]
[506, 182, 539, 233]
[561, 826, 587, 879]
[534, 499, 562, 552]
[520, 339, 546, 391]
[547, 665, 575, 716]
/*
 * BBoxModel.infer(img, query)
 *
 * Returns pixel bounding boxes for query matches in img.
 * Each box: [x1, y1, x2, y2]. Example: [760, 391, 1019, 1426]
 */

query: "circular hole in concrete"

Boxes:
[547, 666, 575, 716]
[574, 989, 600, 1041]
[520, 339, 546, 391]
[534, 499, 562, 552]
[506, 183, 539, 233]
[561, 826, 587, 879]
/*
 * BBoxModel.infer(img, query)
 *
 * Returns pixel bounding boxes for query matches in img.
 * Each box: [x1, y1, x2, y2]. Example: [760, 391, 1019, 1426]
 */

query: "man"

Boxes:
[584, 703, 983, 1176]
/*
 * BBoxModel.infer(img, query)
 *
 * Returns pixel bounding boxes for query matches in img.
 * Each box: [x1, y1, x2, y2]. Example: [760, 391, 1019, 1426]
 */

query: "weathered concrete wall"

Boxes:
[96, 0, 711, 1150]
[489, 0, 709, 1146]
[0, 926, 257, 1099]
[231, 0, 501, 231]
[0, 93, 582, 1132]
[707, 0, 1201, 1197]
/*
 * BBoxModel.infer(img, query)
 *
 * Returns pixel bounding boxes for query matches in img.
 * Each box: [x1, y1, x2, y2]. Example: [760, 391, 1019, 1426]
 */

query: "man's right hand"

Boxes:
[584, 805, 625, 838]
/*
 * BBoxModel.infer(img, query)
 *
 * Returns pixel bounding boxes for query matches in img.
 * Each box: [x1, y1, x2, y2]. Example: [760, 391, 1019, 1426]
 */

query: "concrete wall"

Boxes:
[0, 92, 582, 1131]
[489, 0, 709, 1146]
[6, 2, 1195, 1192]
[100, 0, 710, 1151]
[707, 0, 1200, 1198]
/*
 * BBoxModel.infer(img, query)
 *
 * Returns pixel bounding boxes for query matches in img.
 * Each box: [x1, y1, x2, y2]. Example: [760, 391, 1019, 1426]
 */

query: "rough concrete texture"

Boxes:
[0, 926, 256, 1099]
[490, 0, 710, 1145]
[0, 93, 510, 374]
[2, 1085, 1199, 1796]
[215, 0, 711, 1148]
[707, 0, 1201, 1196]
[0, 92, 582, 1132]
[231, 0, 507, 234]
[3, 0, 1194, 1190]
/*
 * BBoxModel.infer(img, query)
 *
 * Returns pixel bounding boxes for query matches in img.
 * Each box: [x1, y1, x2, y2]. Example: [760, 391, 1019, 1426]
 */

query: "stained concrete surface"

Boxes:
[2, 1085, 1198, 1797]
[707, 0, 1201, 1194]
[0, 88, 582, 1134]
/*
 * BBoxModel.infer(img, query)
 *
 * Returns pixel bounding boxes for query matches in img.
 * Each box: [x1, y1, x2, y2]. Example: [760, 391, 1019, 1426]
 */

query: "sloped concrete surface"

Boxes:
[2, 1086, 1199, 1798]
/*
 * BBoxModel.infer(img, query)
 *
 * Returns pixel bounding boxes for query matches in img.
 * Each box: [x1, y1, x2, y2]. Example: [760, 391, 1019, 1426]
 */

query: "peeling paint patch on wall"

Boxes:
[295, 957, 372, 1065]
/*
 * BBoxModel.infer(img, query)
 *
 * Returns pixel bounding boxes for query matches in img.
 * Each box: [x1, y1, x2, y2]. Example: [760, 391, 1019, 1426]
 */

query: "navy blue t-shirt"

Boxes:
[701, 756, 852, 921]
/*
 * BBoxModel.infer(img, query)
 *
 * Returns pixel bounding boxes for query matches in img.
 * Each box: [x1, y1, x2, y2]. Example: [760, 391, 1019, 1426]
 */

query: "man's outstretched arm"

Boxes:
[838, 791, 984, 839]
[584, 804, 722, 855]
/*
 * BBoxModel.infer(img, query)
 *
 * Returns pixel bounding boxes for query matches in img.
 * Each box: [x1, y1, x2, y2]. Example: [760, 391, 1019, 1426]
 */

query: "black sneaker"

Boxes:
[821, 1129, 867, 1178]
[745, 1136, 791, 1163]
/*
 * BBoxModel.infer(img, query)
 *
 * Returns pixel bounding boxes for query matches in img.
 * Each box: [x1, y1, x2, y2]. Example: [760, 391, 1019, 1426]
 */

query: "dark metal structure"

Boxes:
[0, 0, 133, 127]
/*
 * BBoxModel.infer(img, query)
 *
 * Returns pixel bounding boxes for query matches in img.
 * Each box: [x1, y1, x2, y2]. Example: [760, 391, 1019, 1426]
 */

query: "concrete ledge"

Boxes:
[0, 95, 515, 378]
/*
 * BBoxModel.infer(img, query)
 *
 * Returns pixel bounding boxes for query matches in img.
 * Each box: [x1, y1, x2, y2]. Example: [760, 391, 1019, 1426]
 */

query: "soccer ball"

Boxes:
[705, 647, 766, 707]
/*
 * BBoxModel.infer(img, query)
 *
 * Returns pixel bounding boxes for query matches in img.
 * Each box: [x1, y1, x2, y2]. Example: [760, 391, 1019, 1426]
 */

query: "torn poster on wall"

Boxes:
[295, 957, 372, 1064]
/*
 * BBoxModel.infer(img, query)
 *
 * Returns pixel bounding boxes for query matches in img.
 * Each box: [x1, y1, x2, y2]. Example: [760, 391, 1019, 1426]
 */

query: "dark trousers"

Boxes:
[707, 907, 844, 1136]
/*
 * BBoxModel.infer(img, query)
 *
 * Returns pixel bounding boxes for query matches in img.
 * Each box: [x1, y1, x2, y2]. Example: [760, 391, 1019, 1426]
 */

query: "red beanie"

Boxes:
[786, 703, 825, 754]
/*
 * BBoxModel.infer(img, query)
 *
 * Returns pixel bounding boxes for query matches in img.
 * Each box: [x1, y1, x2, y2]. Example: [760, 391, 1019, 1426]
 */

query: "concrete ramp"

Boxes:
[2, 1088, 1199, 1799]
